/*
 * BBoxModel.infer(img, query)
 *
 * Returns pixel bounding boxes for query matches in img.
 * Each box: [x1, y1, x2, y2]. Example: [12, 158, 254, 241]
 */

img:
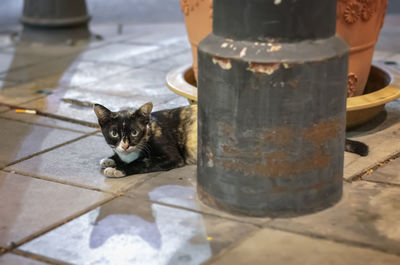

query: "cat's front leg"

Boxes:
[99, 153, 121, 169]
[100, 154, 126, 178]
[103, 167, 126, 178]
[100, 158, 116, 169]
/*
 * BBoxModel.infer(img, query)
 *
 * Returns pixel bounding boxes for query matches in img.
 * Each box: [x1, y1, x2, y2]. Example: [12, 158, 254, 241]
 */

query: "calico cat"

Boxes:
[345, 138, 368, 157]
[94, 102, 197, 177]
[94, 102, 368, 178]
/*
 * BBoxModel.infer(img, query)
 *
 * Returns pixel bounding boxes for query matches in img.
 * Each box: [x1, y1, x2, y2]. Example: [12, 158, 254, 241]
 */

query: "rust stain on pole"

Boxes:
[212, 118, 342, 178]
[304, 119, 342, 144]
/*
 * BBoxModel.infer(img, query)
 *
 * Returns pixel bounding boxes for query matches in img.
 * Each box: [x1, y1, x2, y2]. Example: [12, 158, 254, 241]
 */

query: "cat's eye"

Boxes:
[131, 129, 139, 137]
[110, 129, 119, 138]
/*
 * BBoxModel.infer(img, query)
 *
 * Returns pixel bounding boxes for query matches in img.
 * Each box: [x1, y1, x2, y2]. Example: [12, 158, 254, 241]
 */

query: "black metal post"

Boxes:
[197, 0, 348, 216]
[21, 0, 90, 28]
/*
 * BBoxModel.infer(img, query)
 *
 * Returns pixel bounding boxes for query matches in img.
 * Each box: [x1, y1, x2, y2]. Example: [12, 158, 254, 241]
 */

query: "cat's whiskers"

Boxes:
[143, 143, 152, 155]
[138, 143, 149, 155]
[136, 142, 151, 157]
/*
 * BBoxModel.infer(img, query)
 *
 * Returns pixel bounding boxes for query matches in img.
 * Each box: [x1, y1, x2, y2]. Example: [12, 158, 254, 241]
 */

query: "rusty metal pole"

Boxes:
[197, 0, 348, 216]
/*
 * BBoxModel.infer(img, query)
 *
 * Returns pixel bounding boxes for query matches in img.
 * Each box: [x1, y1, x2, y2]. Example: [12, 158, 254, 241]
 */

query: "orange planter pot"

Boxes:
[180, 0, 213, 80]
[336, 0, 388, 97]
[180, 0, 388, 93]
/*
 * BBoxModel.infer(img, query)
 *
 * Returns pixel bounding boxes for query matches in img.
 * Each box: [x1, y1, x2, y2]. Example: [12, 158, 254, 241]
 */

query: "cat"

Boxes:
[94, 102, 368, 178]
[94, 102, 197, 177]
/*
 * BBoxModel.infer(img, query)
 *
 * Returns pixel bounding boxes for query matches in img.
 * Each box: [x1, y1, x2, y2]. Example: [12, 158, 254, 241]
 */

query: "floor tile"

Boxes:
[2, 59, 130, 104]
[22, 86, 188, 124]
[19, 88, 100, 125]
[142, 51, 192, 73]
[0, 79, 16, 89]
[344, 103, 400, 180]
[363, 157, 400, 185]
[0, 105, 9, 113]
[0, 109, 97, 133]
[373, 50, 398, 62]
[6, 136, 155, 193]
[86, 1, 183, 24]
[1, 55, 85, 84]
[124, 34, 189, 51]
[208, 228, 400, 265]
[0, 171, 112, 248]
[122, 25, 187, 46]
[0, 117, 84, 167]
[116, 43, 189, 68]
[19, 196, 257, 265]
[125, 166, 197, 207]
[91, 23, 186, 45]
[76, 43, 159, 65]
[2, 37, 94, 59]
[267, 181, 400, 255]
[0, 32, 14, 49]
[0, 80, 48, 105]
[88, 23, 155, 44]
[58, 60, 131, 88]
[81, 67, 179, 97]
[0, 253, 48, 265]
[376, 29, 400, 54]
[0, 51, 45, 75]
[126, 166, 270, 225]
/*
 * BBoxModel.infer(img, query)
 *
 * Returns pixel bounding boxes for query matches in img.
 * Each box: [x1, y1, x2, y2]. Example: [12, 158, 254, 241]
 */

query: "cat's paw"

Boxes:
[103, 167, 126, 178]
[100, 158, 116, 169]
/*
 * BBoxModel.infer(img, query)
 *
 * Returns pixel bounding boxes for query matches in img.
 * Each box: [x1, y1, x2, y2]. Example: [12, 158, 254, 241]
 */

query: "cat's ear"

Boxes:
[137, 102, 153, 119]
[94, 104, 112, 125]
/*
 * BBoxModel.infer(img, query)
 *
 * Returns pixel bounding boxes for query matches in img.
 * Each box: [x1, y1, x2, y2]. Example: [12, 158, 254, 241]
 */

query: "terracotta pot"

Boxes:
[180, 0, 213, 80]
[336, 0, 388, 97]
[180, 0, 388, 90]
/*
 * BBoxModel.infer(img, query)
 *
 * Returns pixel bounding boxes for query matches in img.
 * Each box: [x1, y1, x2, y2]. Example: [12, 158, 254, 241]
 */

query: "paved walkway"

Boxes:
[0, 16, 399, 265]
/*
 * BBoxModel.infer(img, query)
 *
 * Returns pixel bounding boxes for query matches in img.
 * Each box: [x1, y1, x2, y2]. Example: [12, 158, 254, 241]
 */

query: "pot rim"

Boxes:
[166, 63, 400, 112]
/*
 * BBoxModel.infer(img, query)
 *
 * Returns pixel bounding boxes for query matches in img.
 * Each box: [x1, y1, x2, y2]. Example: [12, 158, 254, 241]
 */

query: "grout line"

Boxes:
[262, 222, 400, 257]
[0, 94, 46, 108]
[362, 179, 400, 187]
[1, 168, 164, 197]
[4, 196, 117, 253]
[118, 171, 164, 192]
[152, 199, 265, 227]
[121, 40, 163, 46]
[5, 131, 97, 167]
[0, 59, 55, 77]
[16, 95, 48, 105]
[1, 168, 118, 196]
[0, 102, 99, 128]
[122, 191, 265, 228]
[81, 46, 190, 69]
[0, 37, 118, 78]
[30, 110, 99, 128]
[202, 229, 261, 265]
[348, 151, 400, 182]
[11, 249, 71, 265]
[0, 114, 99, 134]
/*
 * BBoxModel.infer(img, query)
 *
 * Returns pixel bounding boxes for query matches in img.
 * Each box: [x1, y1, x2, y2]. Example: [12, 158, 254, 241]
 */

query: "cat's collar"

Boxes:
[115, 150, 140, 163]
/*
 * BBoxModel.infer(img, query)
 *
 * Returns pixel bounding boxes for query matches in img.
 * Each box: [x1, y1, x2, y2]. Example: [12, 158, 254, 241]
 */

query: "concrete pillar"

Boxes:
[197, 0, 348, 217]
[21, 0, 90, 28]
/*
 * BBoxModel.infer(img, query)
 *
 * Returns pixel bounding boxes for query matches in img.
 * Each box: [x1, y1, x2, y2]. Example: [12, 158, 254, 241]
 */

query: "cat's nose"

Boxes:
[122, 139, 129, 150]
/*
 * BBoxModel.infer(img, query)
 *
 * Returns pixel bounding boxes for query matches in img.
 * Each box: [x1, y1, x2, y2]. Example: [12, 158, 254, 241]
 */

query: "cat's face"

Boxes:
[94, 102, 153, 155]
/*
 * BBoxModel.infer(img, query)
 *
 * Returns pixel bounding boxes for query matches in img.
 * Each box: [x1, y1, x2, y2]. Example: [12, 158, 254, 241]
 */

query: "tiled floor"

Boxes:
[0, 11, 399, 265]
